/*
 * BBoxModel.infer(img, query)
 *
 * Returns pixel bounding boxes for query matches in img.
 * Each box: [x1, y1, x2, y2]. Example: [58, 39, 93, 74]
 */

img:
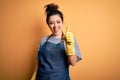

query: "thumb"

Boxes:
[66, 25, 70, 33]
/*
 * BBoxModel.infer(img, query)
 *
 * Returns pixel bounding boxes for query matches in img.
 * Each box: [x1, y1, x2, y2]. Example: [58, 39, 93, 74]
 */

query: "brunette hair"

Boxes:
[44, 3, 64, 24]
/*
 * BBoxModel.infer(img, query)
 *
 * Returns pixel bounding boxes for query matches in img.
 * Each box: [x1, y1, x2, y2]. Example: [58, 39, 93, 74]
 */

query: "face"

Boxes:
[48, 14, 63, 37]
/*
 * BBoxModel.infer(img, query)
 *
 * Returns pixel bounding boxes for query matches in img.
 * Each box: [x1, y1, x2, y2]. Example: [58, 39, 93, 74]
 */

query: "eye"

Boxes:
[49, 22, 54, 25]
[49, 23, 53, 24]
[57, 21, 61, 24]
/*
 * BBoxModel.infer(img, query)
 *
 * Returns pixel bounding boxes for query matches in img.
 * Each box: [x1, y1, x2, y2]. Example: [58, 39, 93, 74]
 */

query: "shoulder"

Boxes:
[40, 36, 49, 46]
[41, 36, 49, 41]
[73, 36, 77, 43]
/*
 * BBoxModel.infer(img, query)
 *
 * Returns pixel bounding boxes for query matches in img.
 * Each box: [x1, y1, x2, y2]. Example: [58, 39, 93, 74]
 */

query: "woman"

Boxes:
[31, 3, 82, 80]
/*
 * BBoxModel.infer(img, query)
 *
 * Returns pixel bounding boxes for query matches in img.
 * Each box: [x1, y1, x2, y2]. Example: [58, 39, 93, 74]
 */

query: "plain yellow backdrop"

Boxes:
[0, 0, 120, 80]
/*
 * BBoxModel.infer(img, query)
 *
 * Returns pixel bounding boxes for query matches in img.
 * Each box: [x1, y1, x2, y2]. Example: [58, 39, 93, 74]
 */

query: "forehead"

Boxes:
[49, 14, 62, 21]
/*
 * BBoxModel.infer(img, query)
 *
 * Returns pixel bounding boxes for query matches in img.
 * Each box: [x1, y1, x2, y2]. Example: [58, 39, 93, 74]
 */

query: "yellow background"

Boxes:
[0, 0, 120, 80]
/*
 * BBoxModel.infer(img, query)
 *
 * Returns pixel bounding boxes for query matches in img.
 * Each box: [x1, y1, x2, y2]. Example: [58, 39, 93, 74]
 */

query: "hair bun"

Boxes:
[44, 3, 59, 14]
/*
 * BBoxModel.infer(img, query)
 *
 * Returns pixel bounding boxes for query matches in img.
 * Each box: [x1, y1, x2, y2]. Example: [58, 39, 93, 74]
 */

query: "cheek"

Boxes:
[49, 26, 54, 32]
[48, 24, 53, 29]
[59, 26, 62, 29]
[59, 24, 63, 29]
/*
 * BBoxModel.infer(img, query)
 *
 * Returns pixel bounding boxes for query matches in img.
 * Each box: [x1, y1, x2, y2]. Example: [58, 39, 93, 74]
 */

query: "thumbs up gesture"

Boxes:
[65, 26, 75, 56]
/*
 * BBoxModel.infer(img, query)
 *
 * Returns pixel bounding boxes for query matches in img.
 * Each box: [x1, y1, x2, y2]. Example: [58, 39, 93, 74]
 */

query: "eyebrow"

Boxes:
[49, 19, 61, 22]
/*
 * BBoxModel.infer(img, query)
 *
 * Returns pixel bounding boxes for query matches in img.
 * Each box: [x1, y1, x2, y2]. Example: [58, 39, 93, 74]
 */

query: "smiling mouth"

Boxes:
[53, 28, 58, 33]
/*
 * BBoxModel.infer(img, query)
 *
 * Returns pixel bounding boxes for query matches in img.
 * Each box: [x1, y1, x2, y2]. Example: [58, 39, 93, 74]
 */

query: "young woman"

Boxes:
[31, 3, 82, 80]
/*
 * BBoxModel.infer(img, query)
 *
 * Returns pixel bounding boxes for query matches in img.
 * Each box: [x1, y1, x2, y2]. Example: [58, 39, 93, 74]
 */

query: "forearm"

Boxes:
[68, 54, 77, 66]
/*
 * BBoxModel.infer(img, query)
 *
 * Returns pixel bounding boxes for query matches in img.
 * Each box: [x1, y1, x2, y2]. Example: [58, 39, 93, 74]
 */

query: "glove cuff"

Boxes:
[66, 45, 75, 56]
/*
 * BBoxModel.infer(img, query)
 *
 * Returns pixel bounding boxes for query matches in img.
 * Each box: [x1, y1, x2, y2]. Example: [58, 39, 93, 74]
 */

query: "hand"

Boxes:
[65, 26, 75, 55]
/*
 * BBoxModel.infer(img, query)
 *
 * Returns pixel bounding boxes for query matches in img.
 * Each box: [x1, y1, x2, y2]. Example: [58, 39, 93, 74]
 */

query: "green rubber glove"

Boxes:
[65, 26, 75, 56]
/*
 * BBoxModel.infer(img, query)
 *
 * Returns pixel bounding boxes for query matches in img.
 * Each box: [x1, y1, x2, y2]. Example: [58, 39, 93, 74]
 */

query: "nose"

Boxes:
[54, 22, 57, 28]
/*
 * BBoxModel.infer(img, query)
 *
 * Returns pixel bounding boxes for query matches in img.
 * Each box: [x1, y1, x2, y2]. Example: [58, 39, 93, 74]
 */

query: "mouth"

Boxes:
[53, 28, 59, 33]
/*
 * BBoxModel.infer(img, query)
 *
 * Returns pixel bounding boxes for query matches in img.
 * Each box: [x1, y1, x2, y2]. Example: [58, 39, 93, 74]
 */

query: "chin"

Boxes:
[52, 30, 62, 36]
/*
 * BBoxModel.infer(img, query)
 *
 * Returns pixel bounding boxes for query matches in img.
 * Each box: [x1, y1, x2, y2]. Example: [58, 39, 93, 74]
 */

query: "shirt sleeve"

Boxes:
[74, 37, 82, 62]
[37, 36, 47, 51]
[37, 36, 48, 60]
